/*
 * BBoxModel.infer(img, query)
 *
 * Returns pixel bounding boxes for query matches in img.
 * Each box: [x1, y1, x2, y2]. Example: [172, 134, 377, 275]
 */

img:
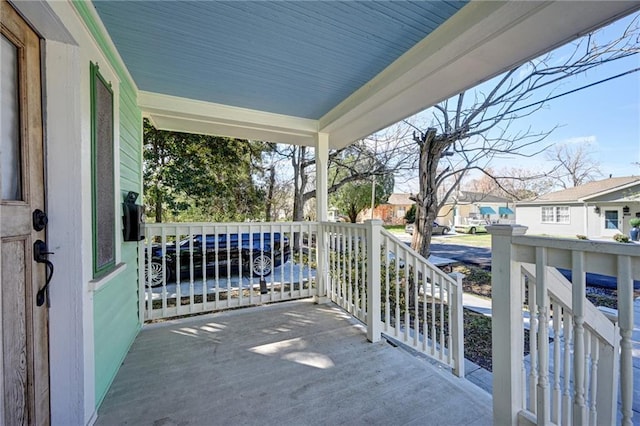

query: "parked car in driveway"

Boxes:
[454, 219, 488, 234]
[145, 232, 290, 286]
[405, 222, 450, 235]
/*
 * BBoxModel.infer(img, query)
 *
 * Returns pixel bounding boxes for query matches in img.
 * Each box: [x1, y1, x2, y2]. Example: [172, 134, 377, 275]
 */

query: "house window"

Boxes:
[604, 210, 619, 230]
[91, 62, 116, 277]
[396, 208, 405, 218]
[541, 206, 570, 224]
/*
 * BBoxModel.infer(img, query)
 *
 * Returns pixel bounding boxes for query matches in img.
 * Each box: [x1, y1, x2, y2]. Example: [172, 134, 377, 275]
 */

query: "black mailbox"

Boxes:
[122, 191, 145, 241]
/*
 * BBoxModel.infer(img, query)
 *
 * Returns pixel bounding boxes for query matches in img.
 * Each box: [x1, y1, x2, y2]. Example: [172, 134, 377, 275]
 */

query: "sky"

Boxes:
[394, 12, 640, 194]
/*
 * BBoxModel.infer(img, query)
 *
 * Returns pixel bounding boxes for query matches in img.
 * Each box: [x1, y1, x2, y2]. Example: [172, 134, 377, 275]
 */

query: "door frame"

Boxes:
[7, 1, 98, 424]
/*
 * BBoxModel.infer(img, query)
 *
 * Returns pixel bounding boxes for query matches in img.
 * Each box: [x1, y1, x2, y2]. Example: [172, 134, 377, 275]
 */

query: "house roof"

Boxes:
[448, 191, 510, 204]
[87, 1, 639, 149]
[518, 176, 640, 204]
[387, 193, 415, 206]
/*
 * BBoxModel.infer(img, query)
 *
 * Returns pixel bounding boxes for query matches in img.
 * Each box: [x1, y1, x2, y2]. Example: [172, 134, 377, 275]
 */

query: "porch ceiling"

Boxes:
[92, 1, 639, 148]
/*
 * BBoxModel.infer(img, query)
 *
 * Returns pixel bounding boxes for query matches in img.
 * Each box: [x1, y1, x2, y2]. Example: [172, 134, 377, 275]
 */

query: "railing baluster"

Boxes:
[589, 334, 599, 426]
[422, 262, 428, 353]
[413, 255, 419, 347]
[572, 251, 588, 424]
[584, 330, 592, 425]
[430, 268, 436, 357]
[535, 247, 551, 424]
[188, 226, 195, 312]
[295, 223, 301, 297]
[383, 238, 389, 331]
[226, 225, 231, 308]
[552, 297, 562, 424]
[356, 229, 362, 320]
[562, 309, 572, 426]
[527, 269, 538, 414]
[161, 227, 168, 317]
[202, 227, 208, 310]
[348, 227, 353, 313]
[438, 275, 445, 361]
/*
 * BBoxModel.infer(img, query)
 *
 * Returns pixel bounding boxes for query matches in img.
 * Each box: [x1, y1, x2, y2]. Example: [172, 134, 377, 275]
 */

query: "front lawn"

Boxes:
[433, 233, 491, 248]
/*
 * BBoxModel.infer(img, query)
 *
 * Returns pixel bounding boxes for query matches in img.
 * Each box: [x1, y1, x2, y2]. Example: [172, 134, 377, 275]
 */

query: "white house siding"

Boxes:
[515, 204, 586, 237]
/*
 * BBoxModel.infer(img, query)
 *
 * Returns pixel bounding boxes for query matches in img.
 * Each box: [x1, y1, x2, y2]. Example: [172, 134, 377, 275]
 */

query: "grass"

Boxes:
[383, 225, 406, 233]
[433, 233, 492, 248]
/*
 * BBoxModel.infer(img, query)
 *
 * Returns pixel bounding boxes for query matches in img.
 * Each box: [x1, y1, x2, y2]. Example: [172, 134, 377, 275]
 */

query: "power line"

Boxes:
[483, 66, 640, 122]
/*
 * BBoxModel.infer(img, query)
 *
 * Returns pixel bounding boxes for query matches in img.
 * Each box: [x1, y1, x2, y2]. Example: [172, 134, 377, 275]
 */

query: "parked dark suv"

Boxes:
[145, 232, 290, 286]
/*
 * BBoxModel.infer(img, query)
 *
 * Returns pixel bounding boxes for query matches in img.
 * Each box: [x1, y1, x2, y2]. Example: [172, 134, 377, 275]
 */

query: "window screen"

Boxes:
[91, 62, 115, 276]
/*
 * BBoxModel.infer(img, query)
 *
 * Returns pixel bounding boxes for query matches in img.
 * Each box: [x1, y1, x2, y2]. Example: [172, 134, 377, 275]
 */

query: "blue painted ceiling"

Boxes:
[93, 1, 467, 119]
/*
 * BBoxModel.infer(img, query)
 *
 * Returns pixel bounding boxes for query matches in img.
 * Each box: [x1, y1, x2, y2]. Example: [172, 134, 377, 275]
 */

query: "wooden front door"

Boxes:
[1, 1, 50, 424]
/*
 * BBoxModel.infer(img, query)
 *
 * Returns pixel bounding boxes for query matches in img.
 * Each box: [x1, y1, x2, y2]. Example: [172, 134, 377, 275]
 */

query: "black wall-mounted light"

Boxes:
[623, 205, 630, 214]
[594, 206, 600, 214]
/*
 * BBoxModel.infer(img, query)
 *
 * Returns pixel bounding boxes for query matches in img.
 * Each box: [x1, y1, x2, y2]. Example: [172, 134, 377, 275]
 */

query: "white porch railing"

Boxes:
[140, 220, 466, 376]
[141, 222, 318, 320]
[489, 225, 638, 426]
[324, 220, 465, 376]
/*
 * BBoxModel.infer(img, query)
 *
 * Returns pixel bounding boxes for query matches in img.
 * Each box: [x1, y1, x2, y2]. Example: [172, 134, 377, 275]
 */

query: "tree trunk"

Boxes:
[292, 146, 307, 222]
[153, 137, 163, 223]
[265, 165, 275, 221]
[411, 129, 447, 259]
[348, 205, 358, 223]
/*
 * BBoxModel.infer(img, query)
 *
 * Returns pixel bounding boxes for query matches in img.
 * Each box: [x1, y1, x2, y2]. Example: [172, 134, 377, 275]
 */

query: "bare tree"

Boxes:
[409, 14, 639, 258]
[545, 143, 602, 189]
[281, 123, 418, 221]
[465, 167, 555, 201]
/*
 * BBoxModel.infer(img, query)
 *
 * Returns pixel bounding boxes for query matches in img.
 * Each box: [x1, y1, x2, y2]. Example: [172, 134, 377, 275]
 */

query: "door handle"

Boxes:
[34, 240, 54, 307]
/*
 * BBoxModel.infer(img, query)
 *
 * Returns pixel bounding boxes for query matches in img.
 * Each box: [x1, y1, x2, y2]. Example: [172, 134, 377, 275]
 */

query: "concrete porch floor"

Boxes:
[96, 299, 492, 425]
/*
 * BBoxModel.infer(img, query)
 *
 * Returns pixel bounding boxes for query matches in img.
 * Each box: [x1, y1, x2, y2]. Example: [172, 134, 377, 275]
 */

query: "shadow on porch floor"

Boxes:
[96, 299, 492, 425]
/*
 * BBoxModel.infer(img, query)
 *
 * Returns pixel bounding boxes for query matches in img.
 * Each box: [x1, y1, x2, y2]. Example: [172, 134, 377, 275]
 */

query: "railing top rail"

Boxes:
[321, 221, 368, 230]
[145, 221, 320, 229]
[380, 229, 458, 285]
[520, 264, 617, 345]
[512, 234, 640, 257]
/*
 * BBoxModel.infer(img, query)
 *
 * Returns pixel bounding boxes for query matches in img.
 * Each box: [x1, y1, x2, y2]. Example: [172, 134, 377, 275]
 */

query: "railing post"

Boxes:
[365, 219, 383, 343]
[314, 222, 329, 304]
[487, 224, 528, 426]
[448, 271, 465, 378]
[618, 255, 634, 426]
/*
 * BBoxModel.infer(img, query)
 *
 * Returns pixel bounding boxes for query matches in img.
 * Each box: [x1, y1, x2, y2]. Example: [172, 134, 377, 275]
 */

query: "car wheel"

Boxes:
[251, 253, 273, 277]
[469, 227, 476, 234]
[145, 261, 170, 287]
[443, 227, 450, 234]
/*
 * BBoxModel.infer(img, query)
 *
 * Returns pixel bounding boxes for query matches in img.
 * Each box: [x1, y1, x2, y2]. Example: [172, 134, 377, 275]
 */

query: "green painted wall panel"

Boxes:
[75, 1, 144, 407]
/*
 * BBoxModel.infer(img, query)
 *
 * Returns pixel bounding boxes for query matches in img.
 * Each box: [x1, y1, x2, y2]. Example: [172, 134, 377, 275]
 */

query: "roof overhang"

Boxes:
[140, 92, 319, 147]
[580, 180, 640, 202]
[320, 1, 640, 148]
[95, 1, 639, 148]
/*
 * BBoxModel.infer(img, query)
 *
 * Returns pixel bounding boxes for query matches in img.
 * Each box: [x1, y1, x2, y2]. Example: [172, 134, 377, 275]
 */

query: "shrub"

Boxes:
[629, 217, 640, 228]
[613, 233, 631, 243]
[404, 204, 416, 224]
[576, 234, 588, 240]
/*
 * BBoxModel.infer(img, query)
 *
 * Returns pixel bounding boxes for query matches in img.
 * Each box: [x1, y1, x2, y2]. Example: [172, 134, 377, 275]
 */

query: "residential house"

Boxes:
[438, 191, 515, 226]
[361, 193, 414, 224]
[516, 176, 640, 239]
[1, 1, 637, 425]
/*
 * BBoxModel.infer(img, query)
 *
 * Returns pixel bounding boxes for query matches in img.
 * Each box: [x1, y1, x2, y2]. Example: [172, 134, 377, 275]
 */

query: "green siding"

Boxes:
[74, 2, 144, 408]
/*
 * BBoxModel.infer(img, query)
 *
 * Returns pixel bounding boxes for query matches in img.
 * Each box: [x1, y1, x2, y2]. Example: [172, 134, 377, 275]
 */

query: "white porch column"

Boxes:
[365, 219, 383, 342]
[315, 132, 329, 222]
[487, 224, 528, 426]
[314, 133, 329, 303]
